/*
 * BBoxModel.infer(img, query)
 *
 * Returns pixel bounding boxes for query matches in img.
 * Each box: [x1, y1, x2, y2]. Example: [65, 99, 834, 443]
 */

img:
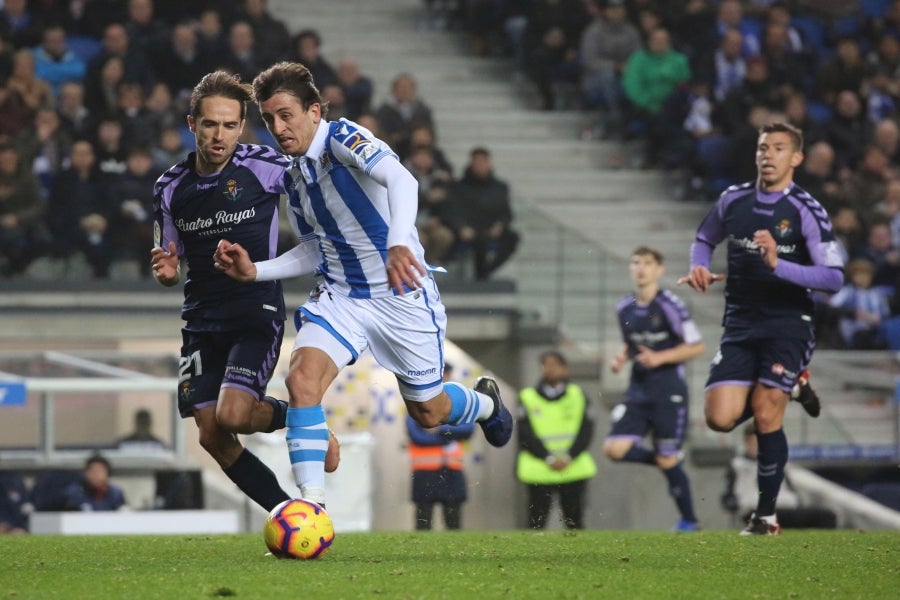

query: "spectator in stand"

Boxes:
[115, 82, 157, 149]
[18, 106, 71, 198]
[32, 24, 86, 97]
[0, 0, 44, 50]
[760, 20, 811, 94]
[867, 33, 900, 80]
[854, 218, 900, 288]
[0, 472, 29, 534]
[828, 257, 897, 350]
[46, 139, 112, 278]
[622, 27, 691, 167]
[815, 37, 867, 106]
[406, 145, 455, 265]
[794, 140, 841, 212]
[86, 54, 128, 118]
[409, 123, 453, 175]
[864, 67, 898, 125]
[91, 114, 129, 185]
[319, 83, 347, 121]
[150, 125, 188, 173]
[578, 0, 642, 137]
[445, 147, 520, 280]
[335, 58, 373, 121]
[0, 31, 14, 83]
[829, 201, 866, 267]
[825, 89, 871, 173]
[698, 28, 747, 105]
[195, 8, 230, 69]
[872, 118, 900, 165]
[143, 81, 182, 138]
[722, 423, 837, 529]
[0, 143, 47, 277]
[841, 145, 895, 227]
[290, 29, 337, 90]
[523, 0, 588, 111]
[375, 72, 435, 162]
[117, 408, 167, 450]
[106, 145, 156, 272]
[6, 49, 52, 118]
[63, 454, 126, 511]
[223, 21, 263, 85]
[783, 90, 825, 147]
[84, 23, 154, 103]
[882, 179, 900, 248]
[152, 22, 214, 107]
[717, 56, 780, 136]
[124, 0, 169, 58]
[238, 0, 291, 66]
[714, 0, 761, 57]
[670, 0, 718, 67]
[56, 81, 92, 140]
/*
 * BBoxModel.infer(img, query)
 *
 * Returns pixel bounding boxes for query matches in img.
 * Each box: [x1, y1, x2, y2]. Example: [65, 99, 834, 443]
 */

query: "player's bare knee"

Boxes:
[602, 439, 628, 460]
[705, 413, 735, 432]
[655, 454, 679, 469]
[284, 371, 325, 407]
[215, 409, 244, 432]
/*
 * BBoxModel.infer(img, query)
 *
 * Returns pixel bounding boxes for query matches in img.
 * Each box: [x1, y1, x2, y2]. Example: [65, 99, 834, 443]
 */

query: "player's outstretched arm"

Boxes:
[677, 265, 725, 293]
[213, 239, 257, 282]
[150, 241, 180, 286]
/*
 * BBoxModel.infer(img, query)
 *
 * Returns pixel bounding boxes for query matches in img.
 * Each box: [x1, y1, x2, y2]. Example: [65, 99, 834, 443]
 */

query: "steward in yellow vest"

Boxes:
[517, 351, 596, 529]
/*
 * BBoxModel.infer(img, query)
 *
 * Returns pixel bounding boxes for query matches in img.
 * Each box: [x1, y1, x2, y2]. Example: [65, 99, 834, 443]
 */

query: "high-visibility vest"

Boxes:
[409, 441, 464, 471]
[517, 385, 597, 485]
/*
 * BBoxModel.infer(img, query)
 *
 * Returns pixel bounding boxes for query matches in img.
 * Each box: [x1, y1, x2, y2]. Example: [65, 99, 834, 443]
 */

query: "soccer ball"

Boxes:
[263, 499, 335, 559]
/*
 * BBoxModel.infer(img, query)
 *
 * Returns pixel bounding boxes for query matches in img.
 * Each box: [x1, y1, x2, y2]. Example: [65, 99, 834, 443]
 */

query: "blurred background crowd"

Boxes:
[2, 0, 900, 350]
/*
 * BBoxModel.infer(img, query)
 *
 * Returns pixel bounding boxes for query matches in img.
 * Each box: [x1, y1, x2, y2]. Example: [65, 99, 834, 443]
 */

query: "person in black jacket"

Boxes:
[444, 147, 519, 280]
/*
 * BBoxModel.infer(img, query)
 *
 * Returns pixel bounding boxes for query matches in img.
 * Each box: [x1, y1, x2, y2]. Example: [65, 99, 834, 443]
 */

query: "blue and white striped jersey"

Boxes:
[284, 117, 427, 299]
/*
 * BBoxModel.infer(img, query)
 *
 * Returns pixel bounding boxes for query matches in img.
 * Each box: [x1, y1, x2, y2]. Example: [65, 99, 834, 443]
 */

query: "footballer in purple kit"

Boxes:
[679, 122, 844, 535]
[151, 71, 339, 513]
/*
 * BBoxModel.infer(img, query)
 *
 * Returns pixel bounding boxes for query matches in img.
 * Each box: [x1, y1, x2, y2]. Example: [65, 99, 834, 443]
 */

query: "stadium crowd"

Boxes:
[0, 0, 519, 282]
[433, 0, 900, 350]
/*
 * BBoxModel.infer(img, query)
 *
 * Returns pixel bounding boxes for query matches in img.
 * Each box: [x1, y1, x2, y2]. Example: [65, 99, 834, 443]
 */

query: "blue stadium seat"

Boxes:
[66, 35, 102, 62]
[861, 0, 892, 18]
[792, 15, 826, 52]
[178, 126, 194, 151]
[806, 100, 834, 125]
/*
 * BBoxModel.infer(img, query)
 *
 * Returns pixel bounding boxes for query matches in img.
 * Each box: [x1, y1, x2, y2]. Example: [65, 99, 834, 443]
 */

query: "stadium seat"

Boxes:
[66, 35, 102, 62]
[861, 0, 892, 18]
[806, 100, 834, 125]
[791, 15, 826, 52]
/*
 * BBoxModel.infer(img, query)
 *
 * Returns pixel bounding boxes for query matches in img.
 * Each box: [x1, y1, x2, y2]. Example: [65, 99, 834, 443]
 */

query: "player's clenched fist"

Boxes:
[214, 238, 257, 282]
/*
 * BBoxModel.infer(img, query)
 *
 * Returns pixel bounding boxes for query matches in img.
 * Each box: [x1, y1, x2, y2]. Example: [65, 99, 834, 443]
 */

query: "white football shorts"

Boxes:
[292, 275, 447, 401]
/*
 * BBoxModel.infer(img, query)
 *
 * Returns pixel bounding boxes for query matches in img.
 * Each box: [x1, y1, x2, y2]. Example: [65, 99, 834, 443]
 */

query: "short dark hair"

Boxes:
[252, 61, 328, 118]
[189, 70, 253, 121]
[632, 245, 664, 264]
[759, 121, 803, 152]
[540, 350, 568, 367]
[85, 453, 111, 474]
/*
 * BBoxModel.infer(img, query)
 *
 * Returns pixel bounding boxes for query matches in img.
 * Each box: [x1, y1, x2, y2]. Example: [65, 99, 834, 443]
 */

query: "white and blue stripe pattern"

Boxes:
[284, 118, 427, 299]
[286, 405, 330, 502]
[444, 382, 484, 425]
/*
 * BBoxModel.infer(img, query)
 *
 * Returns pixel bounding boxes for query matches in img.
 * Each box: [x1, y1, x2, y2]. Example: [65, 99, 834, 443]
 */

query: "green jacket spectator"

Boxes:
[623, 28, 690, 113]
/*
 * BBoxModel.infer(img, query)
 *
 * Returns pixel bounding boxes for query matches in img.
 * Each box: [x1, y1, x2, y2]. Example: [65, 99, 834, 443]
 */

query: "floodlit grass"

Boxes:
[1, 529, 897, 599]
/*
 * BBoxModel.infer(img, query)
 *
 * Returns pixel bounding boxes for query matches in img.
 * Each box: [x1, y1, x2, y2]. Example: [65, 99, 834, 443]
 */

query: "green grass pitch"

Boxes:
[1, 530, 897, 599]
